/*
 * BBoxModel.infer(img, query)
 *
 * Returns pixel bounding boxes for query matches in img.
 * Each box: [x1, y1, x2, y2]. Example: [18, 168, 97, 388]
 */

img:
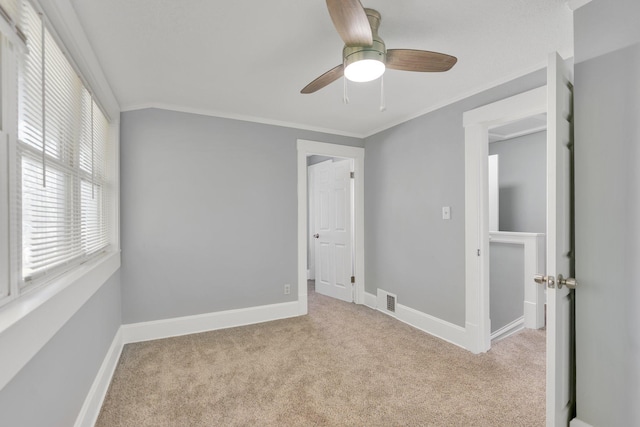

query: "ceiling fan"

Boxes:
[301, 0, 457, 94]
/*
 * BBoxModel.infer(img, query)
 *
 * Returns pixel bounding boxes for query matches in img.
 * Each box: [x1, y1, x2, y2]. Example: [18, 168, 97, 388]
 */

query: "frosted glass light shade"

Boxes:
[344, 59, 386, 83]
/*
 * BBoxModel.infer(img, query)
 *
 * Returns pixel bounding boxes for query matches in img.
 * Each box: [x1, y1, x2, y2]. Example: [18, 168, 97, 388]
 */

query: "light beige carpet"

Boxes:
[97, 283, 545, 426]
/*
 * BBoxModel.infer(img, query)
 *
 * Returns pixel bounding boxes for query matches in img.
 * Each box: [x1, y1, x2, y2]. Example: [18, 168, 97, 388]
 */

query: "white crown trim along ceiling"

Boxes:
[120, 60, 556, 140]
[121, 103, 364, 139]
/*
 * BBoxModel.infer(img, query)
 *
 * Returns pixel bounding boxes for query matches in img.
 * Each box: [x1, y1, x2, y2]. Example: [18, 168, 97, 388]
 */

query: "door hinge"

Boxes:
[351, 276, 355, 283]
[477, 249, 481, 256]
[350, 171, 355, 179]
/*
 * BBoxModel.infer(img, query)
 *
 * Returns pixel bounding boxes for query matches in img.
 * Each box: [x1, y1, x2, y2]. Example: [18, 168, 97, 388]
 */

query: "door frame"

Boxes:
[462, 86, 547, 353]
[297, 139, 365, 315]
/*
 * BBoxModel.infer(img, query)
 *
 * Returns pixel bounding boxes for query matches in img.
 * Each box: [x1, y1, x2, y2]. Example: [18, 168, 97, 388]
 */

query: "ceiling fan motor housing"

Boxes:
[343, 38, 386, 67]
[343, 8, 386, 69]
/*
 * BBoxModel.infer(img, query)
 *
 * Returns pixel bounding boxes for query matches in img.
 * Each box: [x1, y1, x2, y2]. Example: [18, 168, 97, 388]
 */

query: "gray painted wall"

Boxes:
[120, 109, 363, 324]
[574, 1, 640, 424]
[0, 271, 121, 427]
[489, 131, 546, 233]
[364, 71, 545, 326]
[489, 242, 524, 333]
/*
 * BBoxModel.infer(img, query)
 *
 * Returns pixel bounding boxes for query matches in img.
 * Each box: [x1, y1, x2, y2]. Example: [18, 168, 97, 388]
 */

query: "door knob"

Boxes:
[313, 233, 319, 239]
[557, 274, 577, 290]
[534, 274, 577, 289]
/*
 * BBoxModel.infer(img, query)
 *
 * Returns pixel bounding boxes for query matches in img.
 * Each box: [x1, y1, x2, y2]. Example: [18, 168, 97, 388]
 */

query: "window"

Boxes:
[0, 0, 114, 306]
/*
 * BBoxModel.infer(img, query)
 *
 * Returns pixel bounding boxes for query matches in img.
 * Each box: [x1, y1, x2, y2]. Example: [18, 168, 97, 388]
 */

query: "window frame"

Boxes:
[0, 33, 10, 301]
[0, 30, 20, 307]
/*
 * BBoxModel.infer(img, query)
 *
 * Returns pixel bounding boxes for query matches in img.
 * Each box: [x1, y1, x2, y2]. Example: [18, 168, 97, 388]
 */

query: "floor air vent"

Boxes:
[386, 294, 396, 313]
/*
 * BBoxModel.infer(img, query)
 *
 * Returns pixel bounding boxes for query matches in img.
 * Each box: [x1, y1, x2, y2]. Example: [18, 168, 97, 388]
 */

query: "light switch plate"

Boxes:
[442, 206, 451, 220]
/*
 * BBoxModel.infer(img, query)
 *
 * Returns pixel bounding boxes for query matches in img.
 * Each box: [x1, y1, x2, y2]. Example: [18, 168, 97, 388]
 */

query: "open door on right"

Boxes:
[535, 52, 576, 426]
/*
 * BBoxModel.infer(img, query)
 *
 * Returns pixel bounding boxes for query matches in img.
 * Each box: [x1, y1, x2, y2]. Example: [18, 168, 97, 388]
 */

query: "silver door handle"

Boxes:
[557, 274, 577, 290]
[534, 274, 577, 289]
[313, 233, 319, 239]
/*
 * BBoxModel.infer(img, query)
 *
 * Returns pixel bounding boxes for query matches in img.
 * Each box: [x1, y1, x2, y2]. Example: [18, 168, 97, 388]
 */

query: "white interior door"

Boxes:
[543, 52, 576, 426]
[307, 163, 318, 280]
[314, 159, 353, 302]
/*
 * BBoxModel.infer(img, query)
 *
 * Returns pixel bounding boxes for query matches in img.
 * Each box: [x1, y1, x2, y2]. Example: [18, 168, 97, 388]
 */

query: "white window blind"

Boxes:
[17, 1, 111, 285]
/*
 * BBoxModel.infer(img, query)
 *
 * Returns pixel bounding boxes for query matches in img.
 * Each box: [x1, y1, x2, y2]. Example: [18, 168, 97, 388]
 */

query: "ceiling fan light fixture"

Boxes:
[344, 58, 385, 82]
[343, 44, 386, 83]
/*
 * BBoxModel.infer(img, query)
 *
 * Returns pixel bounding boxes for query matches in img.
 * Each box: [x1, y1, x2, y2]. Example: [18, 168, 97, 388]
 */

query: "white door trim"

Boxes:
[297, 140, 365, 315]
[463, 86, 547, 353]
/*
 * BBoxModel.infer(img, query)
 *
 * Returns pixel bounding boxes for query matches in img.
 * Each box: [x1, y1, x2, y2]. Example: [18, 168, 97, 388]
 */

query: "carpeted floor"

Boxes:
[96, 282, 545, 426]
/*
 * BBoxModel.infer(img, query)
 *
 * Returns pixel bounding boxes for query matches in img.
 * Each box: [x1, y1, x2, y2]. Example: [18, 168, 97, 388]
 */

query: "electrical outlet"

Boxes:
[284, 284, 291, 295]
[442, 206, 451, 220]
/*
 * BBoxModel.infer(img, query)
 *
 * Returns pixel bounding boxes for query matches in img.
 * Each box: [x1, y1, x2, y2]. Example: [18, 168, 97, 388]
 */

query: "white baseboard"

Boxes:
[121, 301, 300, 344]
[490, 316, 525, 342]
[364, 292, 376, 309]
[74, 328, 124, 427]
[395, 303, 467, 349]
[570, 418, 594, 427]
[375, 289, 467, 349]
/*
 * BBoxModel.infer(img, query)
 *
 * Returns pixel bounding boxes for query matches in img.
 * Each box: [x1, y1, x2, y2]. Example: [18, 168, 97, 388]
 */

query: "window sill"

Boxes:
[0, 250, 121, 391]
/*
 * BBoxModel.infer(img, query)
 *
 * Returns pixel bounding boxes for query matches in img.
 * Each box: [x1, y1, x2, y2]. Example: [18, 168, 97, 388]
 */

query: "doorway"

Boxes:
[296, 140, 365, 315]
[487, 117, 547, 342]
[463, 86, 547, 353]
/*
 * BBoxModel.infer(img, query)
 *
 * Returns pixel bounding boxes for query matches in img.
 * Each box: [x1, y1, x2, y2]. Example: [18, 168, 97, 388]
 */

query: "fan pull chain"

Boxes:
[380, 75, 386, 112]
[343, 77, 349, 104]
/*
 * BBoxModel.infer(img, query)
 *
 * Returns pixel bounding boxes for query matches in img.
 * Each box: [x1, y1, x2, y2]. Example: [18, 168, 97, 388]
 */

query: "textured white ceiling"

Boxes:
[70, 0, 573, 137]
